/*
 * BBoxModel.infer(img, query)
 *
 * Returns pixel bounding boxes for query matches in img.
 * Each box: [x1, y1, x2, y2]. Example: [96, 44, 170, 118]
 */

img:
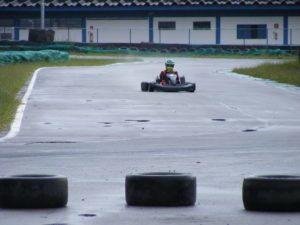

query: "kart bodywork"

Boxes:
[141, 73, 196, 92]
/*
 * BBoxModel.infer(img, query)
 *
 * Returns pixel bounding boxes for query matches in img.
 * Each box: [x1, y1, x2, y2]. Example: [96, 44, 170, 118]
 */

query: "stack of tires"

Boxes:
[29, 29, 55, 43]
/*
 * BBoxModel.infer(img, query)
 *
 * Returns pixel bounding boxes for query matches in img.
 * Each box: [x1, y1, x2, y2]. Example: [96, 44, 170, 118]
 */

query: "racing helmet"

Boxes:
[165, 59, 175, 71]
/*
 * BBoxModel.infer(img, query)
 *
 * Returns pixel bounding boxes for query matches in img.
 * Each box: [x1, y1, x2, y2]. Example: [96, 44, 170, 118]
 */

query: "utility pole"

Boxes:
[41, 0, 45, 29]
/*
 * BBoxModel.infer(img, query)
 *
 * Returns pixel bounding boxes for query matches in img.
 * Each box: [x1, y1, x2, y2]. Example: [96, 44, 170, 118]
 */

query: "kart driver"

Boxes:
[159, 59, 180, 85]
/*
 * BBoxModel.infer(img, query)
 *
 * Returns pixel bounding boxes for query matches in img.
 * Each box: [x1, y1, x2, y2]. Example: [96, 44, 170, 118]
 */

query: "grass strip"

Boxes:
[0, 58, 136, 132]
[233, 60, 300, 87]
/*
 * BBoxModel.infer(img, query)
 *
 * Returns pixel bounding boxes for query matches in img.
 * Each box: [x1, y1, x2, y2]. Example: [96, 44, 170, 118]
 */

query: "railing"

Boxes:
[1, 27, 299, 46]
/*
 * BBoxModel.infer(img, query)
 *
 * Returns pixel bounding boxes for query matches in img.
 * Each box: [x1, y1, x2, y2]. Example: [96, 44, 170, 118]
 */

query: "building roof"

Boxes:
[1, 0, 300, 8]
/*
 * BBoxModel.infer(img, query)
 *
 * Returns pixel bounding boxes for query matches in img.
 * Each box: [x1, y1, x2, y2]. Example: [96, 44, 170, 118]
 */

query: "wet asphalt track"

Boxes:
[0, 58, 300, 225]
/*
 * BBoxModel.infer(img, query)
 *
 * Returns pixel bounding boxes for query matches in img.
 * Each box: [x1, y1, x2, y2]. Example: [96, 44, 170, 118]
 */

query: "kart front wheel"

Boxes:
[148, 84, 154, 92]
[141, 82, 149, 92]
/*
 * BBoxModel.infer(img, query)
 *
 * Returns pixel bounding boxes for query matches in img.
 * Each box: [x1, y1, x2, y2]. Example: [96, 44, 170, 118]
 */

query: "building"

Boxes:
[0, 0, 300, 46]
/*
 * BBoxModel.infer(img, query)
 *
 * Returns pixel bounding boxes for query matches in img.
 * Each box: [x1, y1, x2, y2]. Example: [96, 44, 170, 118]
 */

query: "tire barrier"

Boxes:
[126, 172, 196, 206]
[243, 175, 300, 211]
[0, 43, 295, 58]
[1, 172, 299, 212]
[0, 50, 69, 65]
[0, 174, 68, 208]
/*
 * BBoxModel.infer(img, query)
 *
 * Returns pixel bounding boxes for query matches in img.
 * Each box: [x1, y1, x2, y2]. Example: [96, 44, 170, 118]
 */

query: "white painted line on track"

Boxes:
[0, 68, 43, 142]
[0, 61, 141, 143]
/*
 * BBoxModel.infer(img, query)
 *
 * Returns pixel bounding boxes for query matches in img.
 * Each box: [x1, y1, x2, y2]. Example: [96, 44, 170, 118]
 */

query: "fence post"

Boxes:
[159, 29, 161, 43]
[67, 27, 70, 41]
[290, 29, 292, 45]
[40, 0, 45, 29]
[97, 28, 99, 43]
[129, 28, 132, 44]
[188, 29, 191, 45]
[81, 17, 86, 43]
[14, 19, 20, 41]
[283, 16, 288, 45]
[216, 16, 220, 45]
[148, 16, 153, 43]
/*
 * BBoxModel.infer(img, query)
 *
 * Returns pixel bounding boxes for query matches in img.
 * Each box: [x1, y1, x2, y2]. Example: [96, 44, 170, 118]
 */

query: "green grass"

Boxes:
[0, 58, 136, 131]
[233, 60, 300, 87]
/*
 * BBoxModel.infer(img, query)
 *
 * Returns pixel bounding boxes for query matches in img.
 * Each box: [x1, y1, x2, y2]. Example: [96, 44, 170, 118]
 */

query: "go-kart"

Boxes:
[141, 73, 196, 92]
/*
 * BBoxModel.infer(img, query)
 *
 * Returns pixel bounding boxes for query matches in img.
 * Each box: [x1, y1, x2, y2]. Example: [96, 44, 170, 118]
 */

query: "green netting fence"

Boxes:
[0, 50, 69, 65]
[0, 44, 293, 57]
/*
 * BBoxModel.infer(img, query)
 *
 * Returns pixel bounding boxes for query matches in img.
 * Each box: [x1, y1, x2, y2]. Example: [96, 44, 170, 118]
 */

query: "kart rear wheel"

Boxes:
[188, 83, 196, 92]
[141, 82, 149, 92]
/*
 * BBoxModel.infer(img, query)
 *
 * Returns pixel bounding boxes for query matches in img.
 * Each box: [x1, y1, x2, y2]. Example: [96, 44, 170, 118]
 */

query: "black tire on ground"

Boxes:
[141, 82, 149, 92]
[0, 174, 68, 208]
[160, 49, 169, 53]
[169, 48, 179, 53]
[243, 175, 300, 211]
[126, 172, 196, 206]
[149, 48, 159, 53]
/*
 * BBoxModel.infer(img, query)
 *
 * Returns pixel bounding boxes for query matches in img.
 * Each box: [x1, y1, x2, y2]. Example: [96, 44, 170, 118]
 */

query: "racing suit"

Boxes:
[159, 70, 180, 85]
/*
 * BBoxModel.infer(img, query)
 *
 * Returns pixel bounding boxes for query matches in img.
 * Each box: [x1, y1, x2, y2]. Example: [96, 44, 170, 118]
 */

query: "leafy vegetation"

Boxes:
[233, 60, 300, 87]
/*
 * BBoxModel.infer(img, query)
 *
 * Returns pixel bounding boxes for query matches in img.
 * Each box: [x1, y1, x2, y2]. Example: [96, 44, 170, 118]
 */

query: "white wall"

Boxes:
[221, 17, 284, 45]
[153, 17, 216, 44]
[86, 19, 148, 43]
[13, 16, 299, 45]
[19, 29, 28, 41]
[288, 17, 300, 45]
[53, 28, 82, 42]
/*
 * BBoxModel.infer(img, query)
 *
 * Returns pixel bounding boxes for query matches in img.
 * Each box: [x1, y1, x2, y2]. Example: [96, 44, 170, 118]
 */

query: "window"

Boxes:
[0, 33, 12, 39]
[237, 24, 267, 39]
[0, 19, 13, 40]
[158, 21, 176, 30]
[20, 19, 40, 28]
[193, 21, 211, 30]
